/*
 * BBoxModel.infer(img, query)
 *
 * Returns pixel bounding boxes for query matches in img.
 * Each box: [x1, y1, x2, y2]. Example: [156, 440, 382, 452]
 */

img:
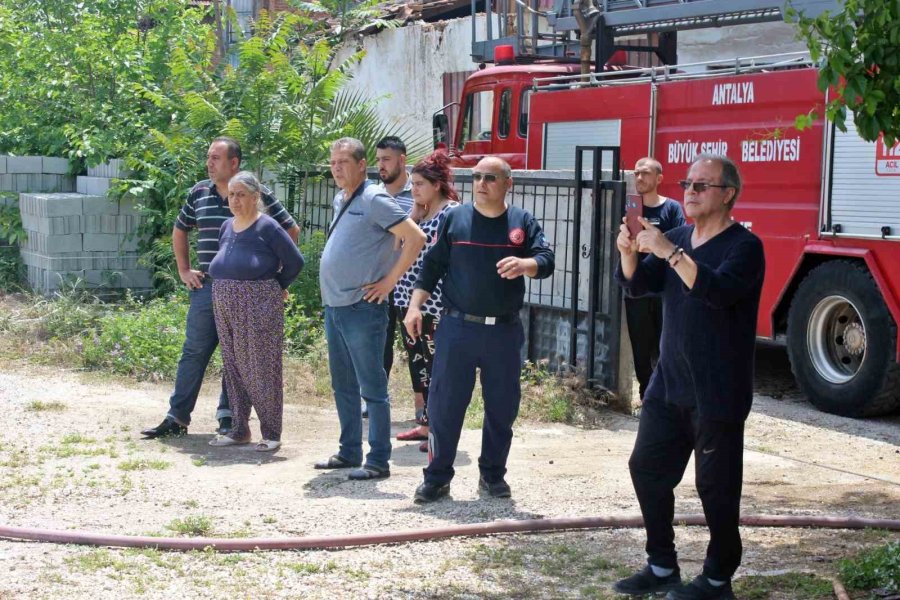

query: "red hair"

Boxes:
[411, 150, 459, 201]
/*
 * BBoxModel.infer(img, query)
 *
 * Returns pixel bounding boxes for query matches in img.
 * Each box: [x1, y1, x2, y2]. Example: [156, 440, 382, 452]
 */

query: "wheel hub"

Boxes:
[842, 322, 866, 356]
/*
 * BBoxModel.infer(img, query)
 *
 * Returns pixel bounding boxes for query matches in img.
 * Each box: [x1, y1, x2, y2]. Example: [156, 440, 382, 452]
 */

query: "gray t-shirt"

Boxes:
[320, 180, 409, 307]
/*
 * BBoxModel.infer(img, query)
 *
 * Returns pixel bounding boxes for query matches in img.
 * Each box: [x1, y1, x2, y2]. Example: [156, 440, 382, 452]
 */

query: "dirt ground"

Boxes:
[0, 344, 898, 599]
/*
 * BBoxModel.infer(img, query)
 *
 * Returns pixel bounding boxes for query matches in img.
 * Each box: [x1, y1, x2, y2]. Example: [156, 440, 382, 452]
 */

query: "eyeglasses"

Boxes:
[679, 180, 730, 193]
[472, 172, 503, 183]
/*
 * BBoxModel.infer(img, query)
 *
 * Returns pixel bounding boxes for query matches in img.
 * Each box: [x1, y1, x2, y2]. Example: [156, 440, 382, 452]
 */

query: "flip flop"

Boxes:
[255, 440, 282, 452]
[208, 434, 250, 447]
[396, 426, 428, 441]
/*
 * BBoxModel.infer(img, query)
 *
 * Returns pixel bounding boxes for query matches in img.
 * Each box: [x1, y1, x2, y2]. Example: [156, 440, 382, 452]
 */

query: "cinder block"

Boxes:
[92, 252, 141, 271]
[82, 233, 119, 252]
[20, 231, 82, 254]
[81, 194, 118, 215]
[19, 193, 83, 217]
[20, 250, 90, 272]
[76, 176, 111, 197]
[0, 156, 6, 174]
[0, 174, 12, 191]
[87, 159, 126, 179]
[7, 156, 42, 174]
[42, 157, 69, 175]
[21, 214, 82, 236]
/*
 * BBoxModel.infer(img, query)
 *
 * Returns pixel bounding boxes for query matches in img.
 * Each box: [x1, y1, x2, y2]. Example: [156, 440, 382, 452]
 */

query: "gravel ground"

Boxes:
[0, 345, 898, 599]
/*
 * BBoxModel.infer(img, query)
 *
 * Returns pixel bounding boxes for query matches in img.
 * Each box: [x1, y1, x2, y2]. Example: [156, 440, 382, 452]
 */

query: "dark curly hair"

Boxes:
[411, 150, 459, 201]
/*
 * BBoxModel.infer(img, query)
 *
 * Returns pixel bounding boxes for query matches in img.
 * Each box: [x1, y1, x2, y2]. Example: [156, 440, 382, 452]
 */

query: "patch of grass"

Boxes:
[734, 573, 833, 599]
[262, 515, 277, 524]
[61, 433, 95, 444]
[25, 400, 66, 412]
[839, 540, 900, 593]
[166, 515, 214, 537]
[66, 549, 126, 572]
[192, 456, 207, 467]
[286, 561, 337, 575]
[183, 499, 199, 509]
[117, 458, 172, 471]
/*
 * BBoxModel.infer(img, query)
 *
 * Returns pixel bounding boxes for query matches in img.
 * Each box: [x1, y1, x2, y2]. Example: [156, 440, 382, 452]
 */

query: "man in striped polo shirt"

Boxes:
[142, 137, 300, 439]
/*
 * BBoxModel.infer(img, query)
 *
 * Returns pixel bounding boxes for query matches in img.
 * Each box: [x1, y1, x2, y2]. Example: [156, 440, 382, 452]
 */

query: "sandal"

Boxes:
[314, 454, 361, 469]
[208, 434, 250, 447]
[396, 426, 428, 441]
[348, 465, 390, 480]
[255, 439, 281, 452]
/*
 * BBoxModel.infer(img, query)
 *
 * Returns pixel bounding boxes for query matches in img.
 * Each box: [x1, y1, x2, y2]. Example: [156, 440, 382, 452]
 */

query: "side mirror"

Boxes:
[432, 113, 450, 150]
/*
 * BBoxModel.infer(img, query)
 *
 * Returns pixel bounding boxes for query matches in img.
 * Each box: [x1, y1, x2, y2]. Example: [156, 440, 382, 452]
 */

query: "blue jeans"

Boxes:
[166, 280, 231, 426]
[324, 301, 392, 469]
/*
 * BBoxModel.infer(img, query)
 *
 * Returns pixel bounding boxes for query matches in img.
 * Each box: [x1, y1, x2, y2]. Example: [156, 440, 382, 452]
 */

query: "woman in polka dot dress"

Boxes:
[393, 151, 459, 452]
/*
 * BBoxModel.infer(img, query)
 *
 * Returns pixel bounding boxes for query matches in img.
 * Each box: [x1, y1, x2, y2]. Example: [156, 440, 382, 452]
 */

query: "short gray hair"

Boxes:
[690, 153, 742, 208]
[330, 137, 366, 162]
[228, 170, 265, 211]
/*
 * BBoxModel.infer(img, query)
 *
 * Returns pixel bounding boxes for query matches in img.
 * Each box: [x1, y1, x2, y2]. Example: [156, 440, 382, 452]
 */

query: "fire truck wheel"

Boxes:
[786, 260, 900, 417]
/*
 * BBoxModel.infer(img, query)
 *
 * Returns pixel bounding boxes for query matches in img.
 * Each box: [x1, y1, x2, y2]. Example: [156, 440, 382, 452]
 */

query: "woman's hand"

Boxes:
[403, 305, 423, 340]
[282, 289, 289, 302]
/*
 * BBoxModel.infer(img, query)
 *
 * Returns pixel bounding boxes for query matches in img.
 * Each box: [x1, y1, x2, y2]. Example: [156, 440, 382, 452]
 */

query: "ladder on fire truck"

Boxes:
[472, 0, 840, 66]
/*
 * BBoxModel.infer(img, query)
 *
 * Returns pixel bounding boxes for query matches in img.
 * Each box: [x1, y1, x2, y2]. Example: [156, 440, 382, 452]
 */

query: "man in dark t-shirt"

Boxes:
[141, 137, 299, 439]
[626, 157, 685, 400]
[404, 157, 555, 504]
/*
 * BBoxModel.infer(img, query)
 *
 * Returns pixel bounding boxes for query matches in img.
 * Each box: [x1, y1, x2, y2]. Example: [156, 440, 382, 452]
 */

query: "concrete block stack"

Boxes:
[18, 188, 152, 294]
[0, 155, 76, 193]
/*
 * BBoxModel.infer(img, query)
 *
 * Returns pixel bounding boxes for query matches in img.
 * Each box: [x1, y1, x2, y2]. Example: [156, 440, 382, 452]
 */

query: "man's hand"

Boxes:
[616, 218, 639, 257]
[403, 305, 424, 340]
[179, 268, 204, 290]
[497, 256, 538, 279]
[635, 217, 676, 260]
[362, 277, 396, 303]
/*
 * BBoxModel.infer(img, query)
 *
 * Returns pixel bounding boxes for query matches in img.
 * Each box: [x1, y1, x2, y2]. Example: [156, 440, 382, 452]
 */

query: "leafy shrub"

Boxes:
[39, 283, 107, 340]
[284, 231, 325, 355]
[0, 246, 23, 293]
[80, 293, 219, 380]
[839, 541, 900, 593]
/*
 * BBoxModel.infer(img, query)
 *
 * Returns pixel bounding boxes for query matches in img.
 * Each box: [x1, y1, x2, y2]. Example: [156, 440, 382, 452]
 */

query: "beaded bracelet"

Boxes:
[668, 247, 685, 268]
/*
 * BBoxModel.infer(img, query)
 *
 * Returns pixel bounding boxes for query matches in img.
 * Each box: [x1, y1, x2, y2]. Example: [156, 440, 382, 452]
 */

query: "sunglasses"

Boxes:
[679, 180, 730, 193]
[472, 172, 503, 183]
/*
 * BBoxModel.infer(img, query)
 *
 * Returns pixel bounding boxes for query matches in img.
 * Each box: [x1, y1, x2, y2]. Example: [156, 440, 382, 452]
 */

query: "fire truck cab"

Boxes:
[432, 0, 900, 417]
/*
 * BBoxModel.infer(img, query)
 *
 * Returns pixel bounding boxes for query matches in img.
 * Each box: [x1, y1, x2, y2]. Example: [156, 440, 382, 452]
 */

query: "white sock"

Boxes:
[650, 565, 674, 577]
[707, 577, 726, 587]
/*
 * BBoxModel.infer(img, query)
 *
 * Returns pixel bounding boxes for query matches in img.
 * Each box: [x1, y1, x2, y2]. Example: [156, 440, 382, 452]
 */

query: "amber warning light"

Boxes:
[494, 45, 515, 65]
[876, 134, 900, 176]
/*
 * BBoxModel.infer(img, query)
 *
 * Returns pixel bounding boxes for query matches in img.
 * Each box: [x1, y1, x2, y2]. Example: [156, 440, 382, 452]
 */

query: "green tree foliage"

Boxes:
[788, 0, 900, 145]
[0, 0, 210, 164]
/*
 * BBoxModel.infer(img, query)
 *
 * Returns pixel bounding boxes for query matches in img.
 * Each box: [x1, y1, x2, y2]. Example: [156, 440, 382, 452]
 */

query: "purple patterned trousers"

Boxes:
[212, 278, 284, 441]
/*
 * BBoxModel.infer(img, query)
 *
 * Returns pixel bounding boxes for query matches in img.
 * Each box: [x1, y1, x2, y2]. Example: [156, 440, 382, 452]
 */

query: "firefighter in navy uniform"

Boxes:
[404, 157, 555, 504]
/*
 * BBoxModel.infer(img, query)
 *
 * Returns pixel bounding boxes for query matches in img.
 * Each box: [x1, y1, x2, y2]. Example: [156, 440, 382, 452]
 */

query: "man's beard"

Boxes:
[380, 169, 401, 185]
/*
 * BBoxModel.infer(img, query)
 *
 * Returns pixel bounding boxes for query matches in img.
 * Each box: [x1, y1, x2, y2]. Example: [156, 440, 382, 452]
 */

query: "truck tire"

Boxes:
[786, 260, 900, 417]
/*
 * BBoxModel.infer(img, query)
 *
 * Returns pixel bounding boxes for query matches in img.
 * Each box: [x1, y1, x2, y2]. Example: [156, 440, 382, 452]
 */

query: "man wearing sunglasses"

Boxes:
[613, 154, 765, 600]
[404, 157, 555, 503]
[626, 157, 685, 402]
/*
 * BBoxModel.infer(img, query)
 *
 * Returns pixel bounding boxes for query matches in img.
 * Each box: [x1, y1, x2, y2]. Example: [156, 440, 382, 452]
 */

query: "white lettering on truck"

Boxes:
[668, 140, 728, 163]
[741, 138, 801, 162]
[712, 82, 755, 105]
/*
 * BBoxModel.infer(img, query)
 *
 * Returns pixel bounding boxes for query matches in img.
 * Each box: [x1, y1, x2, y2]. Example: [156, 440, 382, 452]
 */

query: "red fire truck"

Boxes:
[432, 1, 900, 417]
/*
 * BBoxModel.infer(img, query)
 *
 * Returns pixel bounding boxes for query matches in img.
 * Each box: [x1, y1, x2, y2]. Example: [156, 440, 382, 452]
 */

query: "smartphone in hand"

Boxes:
[625, 194, 643, 238]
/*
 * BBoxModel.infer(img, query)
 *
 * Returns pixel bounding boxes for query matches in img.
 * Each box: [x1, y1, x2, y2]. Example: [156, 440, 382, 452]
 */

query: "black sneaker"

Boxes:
[414, 481, 450, 504]
[665, 576, 734, 600]
[613, 565, 682, 596]
[140, 418, 187, 439]
[216, 417, 233, 435]
[478, 476, 511, 498]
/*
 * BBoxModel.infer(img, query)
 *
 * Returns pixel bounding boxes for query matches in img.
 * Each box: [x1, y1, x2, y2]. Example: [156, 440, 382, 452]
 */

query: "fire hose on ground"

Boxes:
[2, 513, 898, 598]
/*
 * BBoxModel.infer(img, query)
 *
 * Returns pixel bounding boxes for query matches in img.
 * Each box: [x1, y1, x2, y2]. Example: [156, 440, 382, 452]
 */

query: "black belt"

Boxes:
[444, 308, 518, 325]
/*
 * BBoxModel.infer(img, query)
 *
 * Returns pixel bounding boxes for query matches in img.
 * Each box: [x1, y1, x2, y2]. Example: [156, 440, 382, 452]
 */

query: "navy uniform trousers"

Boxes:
[424, 313, 525, 485]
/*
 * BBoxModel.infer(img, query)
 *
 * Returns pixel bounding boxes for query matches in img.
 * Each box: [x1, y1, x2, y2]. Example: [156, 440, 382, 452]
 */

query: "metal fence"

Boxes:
[295, 164, 624, 391]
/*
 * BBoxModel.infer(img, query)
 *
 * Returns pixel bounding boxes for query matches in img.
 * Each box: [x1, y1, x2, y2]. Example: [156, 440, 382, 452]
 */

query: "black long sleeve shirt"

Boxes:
[616, 223, 765, 423]
[415, 204, 555, 317]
